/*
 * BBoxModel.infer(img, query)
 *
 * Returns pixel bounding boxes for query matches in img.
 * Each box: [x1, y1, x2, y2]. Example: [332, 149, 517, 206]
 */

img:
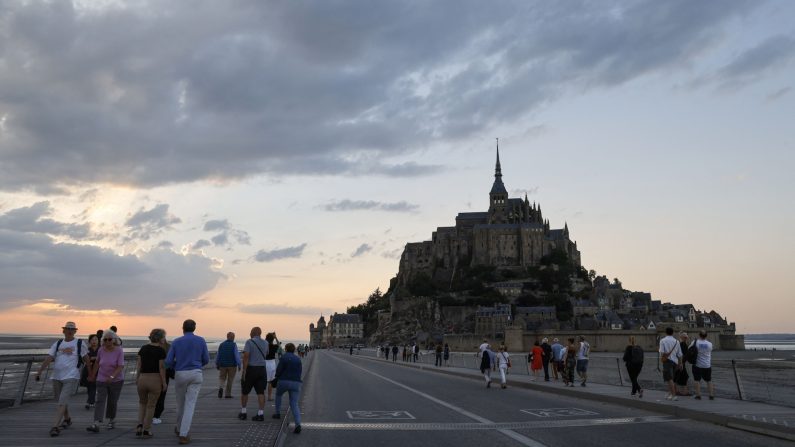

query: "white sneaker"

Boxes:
[672, 396, 678, 401]
[151, 418, 162, 425]
[665, 394, 672, 400]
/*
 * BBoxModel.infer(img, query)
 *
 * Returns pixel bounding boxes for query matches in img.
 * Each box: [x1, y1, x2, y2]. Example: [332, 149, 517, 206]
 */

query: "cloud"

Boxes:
[710, 35, 795, 88]
[254, 243, 307, 262]
[0, 201, 91, 239]
[203, 219, 230, 231]
[125, 204, 181, 240]
[766, 86, 791, 102]
[351, 243, 372, 258]
[202, 219, 250, 247]
[510, 187, 539, 197]
[381, 248, 403, 259]
[211, 233, 228, 246]
[0, 0, 765, 191]
[192, 239, 211, 250]
[0, 229, 224, 314]
[323, 200, 419, 213]
[237, 303, 331, 316]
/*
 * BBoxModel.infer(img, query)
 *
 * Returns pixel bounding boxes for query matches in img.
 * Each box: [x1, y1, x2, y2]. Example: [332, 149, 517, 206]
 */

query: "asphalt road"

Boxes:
[283, 351, 790, 447]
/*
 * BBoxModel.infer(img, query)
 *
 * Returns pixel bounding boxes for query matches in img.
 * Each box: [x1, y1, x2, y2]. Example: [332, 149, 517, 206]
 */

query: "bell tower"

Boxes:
[488, 139, 508, 224]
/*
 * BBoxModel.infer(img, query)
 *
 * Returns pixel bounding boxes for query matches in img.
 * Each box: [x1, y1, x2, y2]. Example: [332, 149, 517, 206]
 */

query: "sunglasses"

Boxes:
[103, 338, 114, 341]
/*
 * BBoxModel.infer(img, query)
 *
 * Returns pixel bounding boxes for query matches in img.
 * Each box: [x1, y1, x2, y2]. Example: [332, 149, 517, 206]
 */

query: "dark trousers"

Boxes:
[413, 353, 418, 362]
[154, 374, 170, 418]
[435, 353, 442, 366]
[542, 359, 550, 380]
[627, 363, 643, 394]
[86, 381, 97, 405]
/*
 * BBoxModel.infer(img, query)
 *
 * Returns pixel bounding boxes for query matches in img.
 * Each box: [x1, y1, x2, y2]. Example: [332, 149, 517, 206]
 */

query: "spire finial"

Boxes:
[495, 138, 502, 178]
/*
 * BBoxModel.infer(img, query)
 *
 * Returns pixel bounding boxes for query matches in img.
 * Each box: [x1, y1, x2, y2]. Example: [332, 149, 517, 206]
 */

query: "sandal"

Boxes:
[136, 424, 144, 436]
[60, 418, 72, 429]
[49, 427, 60, 437]
[142, 430, 154, 439]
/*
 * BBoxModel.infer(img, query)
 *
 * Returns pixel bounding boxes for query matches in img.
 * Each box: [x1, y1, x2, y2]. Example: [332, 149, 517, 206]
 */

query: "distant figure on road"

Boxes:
[272, 343, 303, 434]
[402, 345, 408, 362]
[675, 332, 691, 396]
[550, 338, 564, 380]
[563, 337, 577, 387]
[86, 329, 124, 433]
[692, 331, 715, 400]
[576, 335, 590, 387]
[435, 344, 443, 366]
[35, 321, 89, 438]
[659, 327, 683, 401]
[478, 339, 494, 388]
[349, 345, 354, 355]
[496, 345, 511, 389]
[216, 332, 241, 399]
[166, 319, 210, 444]
[239, 327, 268, 421]
[540, 338, 552, 381]
[135, 328, 167, 438]
[443, 344, 450, 366]
[529, 341, 543, 380]
[622, 335, 644, 398]
[392, 345, 398, 362]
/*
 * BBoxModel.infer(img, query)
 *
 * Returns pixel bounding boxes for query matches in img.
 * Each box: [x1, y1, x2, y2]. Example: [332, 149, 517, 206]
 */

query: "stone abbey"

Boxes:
[397, 146, 580, 287]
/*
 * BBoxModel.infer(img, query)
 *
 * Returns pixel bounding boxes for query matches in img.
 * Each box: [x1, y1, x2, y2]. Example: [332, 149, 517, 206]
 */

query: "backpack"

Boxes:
[55, 338, 84, 369]
[630, 345, 644, 364]
[686, 342, 698, 364]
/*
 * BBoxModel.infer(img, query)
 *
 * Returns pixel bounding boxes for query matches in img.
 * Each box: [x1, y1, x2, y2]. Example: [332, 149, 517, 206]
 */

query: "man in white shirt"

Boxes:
[658, 327, 683, 401]
[692, 330, 715, 400]
[576, 336, 591, 387]
[35, 321, 89, 437]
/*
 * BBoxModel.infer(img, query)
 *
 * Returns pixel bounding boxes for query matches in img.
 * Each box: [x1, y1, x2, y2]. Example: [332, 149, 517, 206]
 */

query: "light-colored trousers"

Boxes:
[218, 366, 237, 396]
[499, 365, 508, 384]
[175, 369, 203, 437]
[137, 373, 162, 430]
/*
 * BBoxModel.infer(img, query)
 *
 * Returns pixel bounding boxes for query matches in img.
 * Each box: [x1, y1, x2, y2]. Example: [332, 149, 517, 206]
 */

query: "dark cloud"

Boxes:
[237, 303, 331, 316]
[0, 201, 91, 239]
[0, 229, 223, 314]
[192, 239, 211, 250]
[210, 233, 228, 246]
[351, 243, 372, 258]
[254, 243, 307, 263]
[324, 200, 419, 213]
[157, 240, 174, 249]
[711, 35, 795, 88]
[125, 204, 181, 240]
[0, 0, 765, 191]
[766, 86, 791, 102]
[203, 219, 230, 231]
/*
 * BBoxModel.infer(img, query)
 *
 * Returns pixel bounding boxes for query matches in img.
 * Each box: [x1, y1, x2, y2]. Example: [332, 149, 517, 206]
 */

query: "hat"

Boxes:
[62, 321, 77, 330]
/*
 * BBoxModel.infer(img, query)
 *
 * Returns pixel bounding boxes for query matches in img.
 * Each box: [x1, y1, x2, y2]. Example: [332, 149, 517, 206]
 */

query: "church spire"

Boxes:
[489, 138, 507, 196]
[495, 138, 502, 178]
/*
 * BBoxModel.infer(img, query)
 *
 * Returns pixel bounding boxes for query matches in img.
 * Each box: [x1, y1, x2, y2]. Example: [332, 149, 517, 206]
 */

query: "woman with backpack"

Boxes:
[622, 336, 644, 398]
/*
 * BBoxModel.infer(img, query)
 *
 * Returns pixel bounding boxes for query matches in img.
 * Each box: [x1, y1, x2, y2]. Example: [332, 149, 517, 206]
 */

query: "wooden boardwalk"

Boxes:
[0, 363, 302, 447]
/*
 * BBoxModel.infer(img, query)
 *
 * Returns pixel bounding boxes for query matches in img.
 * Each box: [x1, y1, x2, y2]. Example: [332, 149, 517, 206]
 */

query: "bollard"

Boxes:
[732, 359, 745, 401]
[616, 358, 624, 386]
[13, 359, 33, 407]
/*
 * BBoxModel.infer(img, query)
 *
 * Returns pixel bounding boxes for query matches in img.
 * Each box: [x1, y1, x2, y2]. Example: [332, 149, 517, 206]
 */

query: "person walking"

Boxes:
[35, 321, 89, 437]
[272, 343, 303, 433]
[550, 338, 564, 380]
[83, 333, 99, 410]
[402, 345, 408, 362]
[392, 345, 398, 362]
[540, 338, 552, 382]
[443, 343, 450, 367]
[152, 335, 171, 426]
[135, 328, 167, 438]
[622, 336, 644, 398]
[413, 343, 419, 362]
[166, 319, 210, 444]
[435, 343, 443, 366]
[659, 327, 683, 401]
[496, 346, 511, 389]
[692, 331, 715, 400]
[675, 332, 692, 396]
[478, 340, 494, 388]
[529, 341, 543, 380]
[576, 335, 590, 387]
[562, 338, 577, 387]
[265, 333, 280, 401]
[216, 332, 241, 399]
[86, 329, 124, 433]
[239, 327, 268, 421]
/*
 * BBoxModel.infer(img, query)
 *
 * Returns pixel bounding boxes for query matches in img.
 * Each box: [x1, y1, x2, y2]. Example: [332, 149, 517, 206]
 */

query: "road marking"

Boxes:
[299, 416, 682, 431]
[330, 353, 547, 447]
[520, 408, 598, 418]
[347, 410, 416, 420]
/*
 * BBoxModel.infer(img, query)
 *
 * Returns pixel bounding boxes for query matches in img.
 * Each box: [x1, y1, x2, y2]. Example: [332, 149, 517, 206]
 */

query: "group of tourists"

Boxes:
[377, 342, 451, 365]
[37, 320, 304, 444]
[657, 327, 715, 401]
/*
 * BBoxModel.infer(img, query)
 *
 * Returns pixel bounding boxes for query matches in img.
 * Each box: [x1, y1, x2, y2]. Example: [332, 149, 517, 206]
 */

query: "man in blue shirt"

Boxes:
[215, 332, 241, 399]
[272, 343, 303, 433]
[166, 319, 209, 444]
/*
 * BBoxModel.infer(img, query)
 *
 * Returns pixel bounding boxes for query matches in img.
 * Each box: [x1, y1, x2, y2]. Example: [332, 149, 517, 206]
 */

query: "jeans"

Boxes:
[86, 381, 97, 405]
[175, 369, 203, 436]
[626, 363, 643, 394]
[275, 380, 302, 425]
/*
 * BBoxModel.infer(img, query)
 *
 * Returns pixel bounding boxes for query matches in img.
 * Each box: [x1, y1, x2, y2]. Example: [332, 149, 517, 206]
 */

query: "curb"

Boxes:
[335, 351, 795, 442]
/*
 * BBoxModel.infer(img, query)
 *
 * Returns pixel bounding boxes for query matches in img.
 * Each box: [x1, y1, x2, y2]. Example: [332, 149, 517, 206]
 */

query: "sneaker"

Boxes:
[142, 430, 153, 439]
[106, 420, 115, 429]
[86, 424, 100, 433]
[218, 387, 223, 398]
[486, 381, 491, 388]
[695, 395, 702, 400]
[60, 418, 72, 429]
[152, 418, 162, 425]
[238, 412, 247, 420]
[294, 424, 302, 434]
[671, 396, 678, 401]
[272, 414, 281, 419]
[665, 394, 672, 400]
[49, 427, 60, 437]
[85, 403, 91, 410]
[252, 414, 264, 422]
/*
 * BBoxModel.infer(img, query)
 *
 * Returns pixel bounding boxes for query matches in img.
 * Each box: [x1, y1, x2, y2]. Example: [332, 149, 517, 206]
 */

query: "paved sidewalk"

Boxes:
[343, 351, 795, 442]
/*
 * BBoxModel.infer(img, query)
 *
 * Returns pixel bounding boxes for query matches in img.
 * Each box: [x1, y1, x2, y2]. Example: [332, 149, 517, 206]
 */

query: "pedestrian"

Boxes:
[413, 343, 419, 362]
[216, 332, 241, 399]
[435, 343, 443, 366]
[349, 344, 354, 355]
[392, 345, 398, 362]
[402, 345, 408, 362]
[562, 338, 577, 387]
[86, 329, 124, 433]
[576, 335, 590, 387]
[135, 328, 167, 438]
[152, 335, 171, 426]
[550, 338, 564, 380]
[272, 343, 303, 433]
[35, 321, 89, 437]
[265, 332, 280, 402]
[496, 345, 511, 389]
[529, 341, 543, 380]
[675, 332, 691, 396]
[622, 335, 644, 398]
[692, 331, 715, 400]
[239, 327, 268, 421]
[83, 333, 99, 410]
[659, 327, 683, 401]
[443, 343, 450, 366]
[478, 339, 493, 388]
[540, 338, 552, 381]
[166, 319, 210, 444]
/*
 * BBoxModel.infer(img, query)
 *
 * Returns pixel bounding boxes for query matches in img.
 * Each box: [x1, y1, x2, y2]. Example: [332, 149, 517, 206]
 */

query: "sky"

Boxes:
[0, 0, 793, 340]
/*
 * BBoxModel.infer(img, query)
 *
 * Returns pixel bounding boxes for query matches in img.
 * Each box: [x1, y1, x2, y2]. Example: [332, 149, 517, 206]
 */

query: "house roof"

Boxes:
[330, 313, 362, 324]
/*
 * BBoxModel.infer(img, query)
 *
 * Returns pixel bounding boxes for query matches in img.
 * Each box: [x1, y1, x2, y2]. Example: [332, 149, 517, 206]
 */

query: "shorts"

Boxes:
[241, 366, 266, 395]
[53, 379, 78, 405]
[692, 366, 712, 382]
[576, 359, 589, 372]
[265, 359, 277, 382]
[662, 360, 677, 382]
